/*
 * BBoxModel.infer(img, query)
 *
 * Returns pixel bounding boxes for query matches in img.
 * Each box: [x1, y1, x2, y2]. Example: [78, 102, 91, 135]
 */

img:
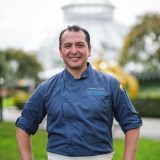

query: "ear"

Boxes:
[88, 47, 91, 57]
[59, 48, 63, 58]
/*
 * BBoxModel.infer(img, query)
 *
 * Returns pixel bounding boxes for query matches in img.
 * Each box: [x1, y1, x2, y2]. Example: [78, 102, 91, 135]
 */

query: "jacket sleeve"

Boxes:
[15, 82, 47, 135]
[111, 78, 142, 134]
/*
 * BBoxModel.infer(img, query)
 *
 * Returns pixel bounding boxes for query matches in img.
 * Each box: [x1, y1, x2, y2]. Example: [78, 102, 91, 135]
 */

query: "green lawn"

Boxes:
[0, 122, 47, 160]
[0, 122, 160, 160]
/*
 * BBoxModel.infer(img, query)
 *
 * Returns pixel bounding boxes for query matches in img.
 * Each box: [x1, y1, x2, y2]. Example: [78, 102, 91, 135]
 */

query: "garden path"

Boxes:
[3, 107, 160, 139]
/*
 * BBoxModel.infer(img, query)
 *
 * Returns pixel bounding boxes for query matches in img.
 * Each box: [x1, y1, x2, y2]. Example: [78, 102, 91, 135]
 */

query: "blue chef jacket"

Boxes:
[16, 63, 142, 157]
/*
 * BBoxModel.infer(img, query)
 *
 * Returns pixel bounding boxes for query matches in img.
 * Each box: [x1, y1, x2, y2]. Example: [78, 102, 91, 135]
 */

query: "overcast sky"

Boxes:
[0, 0, 159, 50]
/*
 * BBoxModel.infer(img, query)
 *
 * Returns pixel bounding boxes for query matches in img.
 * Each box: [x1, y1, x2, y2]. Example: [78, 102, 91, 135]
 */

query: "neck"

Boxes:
[66, 64, 88, 79]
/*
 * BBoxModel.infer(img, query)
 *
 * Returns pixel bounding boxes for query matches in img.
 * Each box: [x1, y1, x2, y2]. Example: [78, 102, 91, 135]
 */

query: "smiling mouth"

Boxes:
[70, 57, 81, 61]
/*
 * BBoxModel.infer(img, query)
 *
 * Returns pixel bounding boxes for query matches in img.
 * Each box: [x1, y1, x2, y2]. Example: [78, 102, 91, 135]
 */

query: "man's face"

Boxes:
[59, 30, 91, 72]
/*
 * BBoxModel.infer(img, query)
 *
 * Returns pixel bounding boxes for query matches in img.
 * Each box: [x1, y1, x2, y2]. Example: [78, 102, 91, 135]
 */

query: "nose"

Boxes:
[70, 45, 77, 54]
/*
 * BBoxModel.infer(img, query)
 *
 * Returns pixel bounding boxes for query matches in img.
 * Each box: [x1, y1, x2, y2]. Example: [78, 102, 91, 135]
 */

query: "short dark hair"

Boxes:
[59, 25, 91, 49]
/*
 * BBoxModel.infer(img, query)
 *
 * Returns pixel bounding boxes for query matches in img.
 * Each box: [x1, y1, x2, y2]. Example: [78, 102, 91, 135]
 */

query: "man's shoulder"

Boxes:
[48, 70, 64, 81]
[39, 70, 64, 88]
[93, 69, 118, 82]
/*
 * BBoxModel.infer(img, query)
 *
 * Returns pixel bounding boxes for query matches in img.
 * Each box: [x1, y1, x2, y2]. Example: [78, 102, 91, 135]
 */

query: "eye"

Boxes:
[77, 42, 84, 48]
[63, 43, 71, 48]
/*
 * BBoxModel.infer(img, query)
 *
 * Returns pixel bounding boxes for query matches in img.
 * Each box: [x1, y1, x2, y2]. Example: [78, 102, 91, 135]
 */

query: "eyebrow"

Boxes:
[63, 41, 85, 45]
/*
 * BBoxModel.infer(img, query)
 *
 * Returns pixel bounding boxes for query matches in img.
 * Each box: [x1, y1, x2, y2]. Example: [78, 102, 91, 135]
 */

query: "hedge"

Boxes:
[13, 90, 31, 110]
[131, 98, 160, 118]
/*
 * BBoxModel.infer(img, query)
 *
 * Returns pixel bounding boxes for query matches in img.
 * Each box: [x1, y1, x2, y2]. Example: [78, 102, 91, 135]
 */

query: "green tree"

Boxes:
[0, 50, 16, 87]
[0, 48, 43, 87]
[119, 13, 160, 75]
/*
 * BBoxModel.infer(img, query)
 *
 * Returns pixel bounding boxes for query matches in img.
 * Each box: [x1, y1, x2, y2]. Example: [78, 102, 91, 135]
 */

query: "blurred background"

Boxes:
[0, 0, 160, 159]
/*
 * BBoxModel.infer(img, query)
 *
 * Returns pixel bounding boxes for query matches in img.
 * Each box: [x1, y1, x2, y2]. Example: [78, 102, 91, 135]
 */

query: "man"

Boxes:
[16, 25, 142, 160]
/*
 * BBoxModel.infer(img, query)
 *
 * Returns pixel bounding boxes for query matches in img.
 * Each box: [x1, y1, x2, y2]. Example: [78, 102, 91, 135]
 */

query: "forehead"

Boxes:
[61, 30, 86, 43]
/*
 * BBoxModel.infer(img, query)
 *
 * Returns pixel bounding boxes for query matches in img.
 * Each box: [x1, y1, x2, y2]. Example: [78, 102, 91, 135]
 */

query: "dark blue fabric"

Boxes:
[16, 63, 142, 157]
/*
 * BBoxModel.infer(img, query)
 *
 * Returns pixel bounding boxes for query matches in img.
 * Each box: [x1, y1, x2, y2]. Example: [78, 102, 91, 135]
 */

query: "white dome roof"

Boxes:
[62, 0, 114, 20]
[70, 0, 111, 5]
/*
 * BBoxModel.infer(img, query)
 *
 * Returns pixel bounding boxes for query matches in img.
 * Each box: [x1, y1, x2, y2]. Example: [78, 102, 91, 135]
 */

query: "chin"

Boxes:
[70, 65, 82, 70]
[67, 63, 82, 70]
[68, 62, 82, 68]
